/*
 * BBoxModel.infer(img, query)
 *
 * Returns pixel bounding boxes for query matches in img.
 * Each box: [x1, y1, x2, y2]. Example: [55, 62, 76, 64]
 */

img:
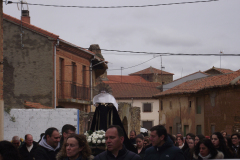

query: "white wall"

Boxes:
[117, 99, 159, 127]
[4, 109, 79, 141]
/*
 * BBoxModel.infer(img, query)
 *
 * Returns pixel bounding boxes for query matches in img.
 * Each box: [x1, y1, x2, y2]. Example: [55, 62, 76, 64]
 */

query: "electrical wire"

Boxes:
[4, 0, 219, 8]
[99, 49, 240, 56]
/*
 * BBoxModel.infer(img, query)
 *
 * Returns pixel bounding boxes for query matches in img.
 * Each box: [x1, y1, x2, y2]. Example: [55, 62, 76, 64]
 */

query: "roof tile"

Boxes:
[107, 82, 161, 99]
[104, 75, 149, 83]
[155, 70, 240, 97]
[130, 66, 174, 75]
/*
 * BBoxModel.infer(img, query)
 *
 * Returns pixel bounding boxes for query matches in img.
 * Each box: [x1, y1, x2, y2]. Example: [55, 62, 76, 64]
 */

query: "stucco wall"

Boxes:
[3, 20, 54, 108]
[4, 109, 79, 141]
[204, 87, 240, 136]
[159, 96, 203, 136]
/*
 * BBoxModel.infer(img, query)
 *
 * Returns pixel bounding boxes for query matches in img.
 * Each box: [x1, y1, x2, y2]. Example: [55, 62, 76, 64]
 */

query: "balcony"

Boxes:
[57, 80, 91, 104]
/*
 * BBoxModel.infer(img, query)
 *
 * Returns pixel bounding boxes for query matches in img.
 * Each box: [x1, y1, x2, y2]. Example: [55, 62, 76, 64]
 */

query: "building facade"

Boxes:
[3, 13, 107, 111]
[155, 70, 240, 136]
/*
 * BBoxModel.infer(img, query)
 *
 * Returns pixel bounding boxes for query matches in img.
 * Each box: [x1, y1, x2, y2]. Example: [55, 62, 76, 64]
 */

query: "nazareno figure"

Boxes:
[90, 92, 135, 152]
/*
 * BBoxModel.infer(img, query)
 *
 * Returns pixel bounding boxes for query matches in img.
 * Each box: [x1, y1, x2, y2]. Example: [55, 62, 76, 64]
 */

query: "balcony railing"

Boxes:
[57, 80, 90, 101]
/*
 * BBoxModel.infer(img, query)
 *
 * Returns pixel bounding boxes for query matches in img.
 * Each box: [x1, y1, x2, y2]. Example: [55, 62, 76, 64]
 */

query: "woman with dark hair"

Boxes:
[56, 134, 93, 160]
[195, 134, 205, 146]
[0, 140, 21, 160]
[134, 134, 145, 159]
[183, 138, 195, 160]
[193, 139, 224, 159]
[211, 132, 234, 158]
[176, 136, 184, 149]
[182, 133, 195, 152]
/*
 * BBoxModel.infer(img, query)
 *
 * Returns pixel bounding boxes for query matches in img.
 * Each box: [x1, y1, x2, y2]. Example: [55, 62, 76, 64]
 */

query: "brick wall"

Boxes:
[56, 48, 90, 85]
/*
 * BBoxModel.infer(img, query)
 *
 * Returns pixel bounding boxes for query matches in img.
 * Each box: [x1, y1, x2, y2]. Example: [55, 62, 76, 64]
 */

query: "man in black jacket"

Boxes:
[19, 134, 38, 160]
[34, 127, 61, 160]
[144, 125, 185, 160]
[94, 125, 141, 160]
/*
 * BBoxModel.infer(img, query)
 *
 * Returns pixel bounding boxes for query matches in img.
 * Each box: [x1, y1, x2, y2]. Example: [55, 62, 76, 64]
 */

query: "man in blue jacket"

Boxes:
[144, 125, 185, 160]
[94, 125, 141, 160]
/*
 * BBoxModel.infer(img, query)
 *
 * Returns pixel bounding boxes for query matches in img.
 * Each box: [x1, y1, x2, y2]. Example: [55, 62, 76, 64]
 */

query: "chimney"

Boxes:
[21, 10, 30, 24]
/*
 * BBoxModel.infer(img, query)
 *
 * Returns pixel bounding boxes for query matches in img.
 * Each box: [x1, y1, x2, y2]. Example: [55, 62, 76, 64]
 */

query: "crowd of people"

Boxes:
[1, 125, 240, 160]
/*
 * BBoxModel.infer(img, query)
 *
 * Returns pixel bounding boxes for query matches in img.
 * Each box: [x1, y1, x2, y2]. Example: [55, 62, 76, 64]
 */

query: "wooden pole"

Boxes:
[0, 0, 4, 140]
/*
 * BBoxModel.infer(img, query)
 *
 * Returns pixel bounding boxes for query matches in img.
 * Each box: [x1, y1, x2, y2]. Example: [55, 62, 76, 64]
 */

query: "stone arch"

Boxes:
[122, 116, 128, 134]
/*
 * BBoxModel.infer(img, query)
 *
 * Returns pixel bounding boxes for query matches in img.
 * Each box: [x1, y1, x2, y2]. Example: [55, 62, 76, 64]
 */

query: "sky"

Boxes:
[3, 0, 240, 80]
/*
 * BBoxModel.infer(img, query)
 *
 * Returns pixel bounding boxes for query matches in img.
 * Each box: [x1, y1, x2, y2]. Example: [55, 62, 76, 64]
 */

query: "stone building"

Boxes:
[129, 66, 174, 84]
[204, 66, 233, 75]
[154, 70, 240, 136]
[3, 12, 107, 111]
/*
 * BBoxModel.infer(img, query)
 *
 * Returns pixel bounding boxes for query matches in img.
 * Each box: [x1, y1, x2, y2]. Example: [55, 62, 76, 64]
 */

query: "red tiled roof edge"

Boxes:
[24, 101, 52, 109]
[170, 71, 209, 83]
[130, 66, 174, 75]
[154, 71, 240, 97]
[3, 13, 59, 39]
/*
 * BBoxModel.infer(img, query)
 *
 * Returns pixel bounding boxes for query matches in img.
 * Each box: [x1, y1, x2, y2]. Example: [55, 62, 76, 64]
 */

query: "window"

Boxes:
[59, 58, 64, 81]
[196, 97, 201, 114]
[169, 101, 172, 109]
[169, 127, 172, 135]
[143, 103, 152, 112]
[196, 125, 202, 134]
[161, 100, 163, 111]
[82, 65, 86, 86]
[184, 125, 189, 136]
[142, 121, 153, 130]
[176, 123, 181, 134]
[72, 62, 77, 83]
[189, 101, 192, 108]
[211, 125, 215, 134]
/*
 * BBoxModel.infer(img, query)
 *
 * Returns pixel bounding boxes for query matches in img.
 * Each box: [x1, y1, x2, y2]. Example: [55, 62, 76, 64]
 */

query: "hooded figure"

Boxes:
[90, 92, 135, 152]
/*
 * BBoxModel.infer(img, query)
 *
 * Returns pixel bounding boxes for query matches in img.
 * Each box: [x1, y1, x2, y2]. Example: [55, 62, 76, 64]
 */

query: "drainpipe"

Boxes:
[54, 39, 59, 109]
[90, 56, 95, 112]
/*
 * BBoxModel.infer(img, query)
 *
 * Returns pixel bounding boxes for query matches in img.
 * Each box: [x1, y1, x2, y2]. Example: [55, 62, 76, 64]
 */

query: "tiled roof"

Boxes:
[154, 70, 240, 97]
[24, 101, 52, 109]
[129, 66, 174, 75]
[171, 71, 209, 83]
[3, 13, 59, 39]
[204, 66, 233, 74]
[107, 82, 161, 99]
[104, 75, 150, 83]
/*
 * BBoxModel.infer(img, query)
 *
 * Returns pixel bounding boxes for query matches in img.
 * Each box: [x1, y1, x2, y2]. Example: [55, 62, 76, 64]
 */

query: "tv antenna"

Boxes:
[219, 50, 224, 69]
[17, 0, 29, 49]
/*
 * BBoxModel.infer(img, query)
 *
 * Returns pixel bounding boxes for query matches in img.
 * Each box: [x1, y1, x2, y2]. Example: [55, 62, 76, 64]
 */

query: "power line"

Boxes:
[5, 0, 219, 8]
[99, 49, 240, 56]
[107, 56, 160, 71]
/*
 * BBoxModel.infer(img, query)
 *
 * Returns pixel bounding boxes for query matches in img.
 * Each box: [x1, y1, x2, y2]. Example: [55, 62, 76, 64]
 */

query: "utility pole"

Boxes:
[0, 0, 4, 140]
[121, 67, 123, 83]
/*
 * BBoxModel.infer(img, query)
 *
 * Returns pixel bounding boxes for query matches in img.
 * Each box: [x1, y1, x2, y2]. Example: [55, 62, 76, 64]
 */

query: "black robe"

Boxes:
[90, 104, 136, 152]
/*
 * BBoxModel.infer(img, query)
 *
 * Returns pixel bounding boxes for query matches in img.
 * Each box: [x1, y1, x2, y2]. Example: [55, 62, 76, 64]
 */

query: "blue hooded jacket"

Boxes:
[144, 136, 185, 160]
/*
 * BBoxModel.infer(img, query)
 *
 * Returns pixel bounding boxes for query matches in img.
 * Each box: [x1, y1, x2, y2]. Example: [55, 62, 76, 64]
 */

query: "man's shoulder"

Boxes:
[125, 150, 141, 160]
[93, 151, 107, 160]
[145, 146, 157, 154]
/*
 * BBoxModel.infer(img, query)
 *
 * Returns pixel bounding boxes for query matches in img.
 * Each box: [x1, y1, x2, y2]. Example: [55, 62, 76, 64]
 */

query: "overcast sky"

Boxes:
[3, 0, 240, 80]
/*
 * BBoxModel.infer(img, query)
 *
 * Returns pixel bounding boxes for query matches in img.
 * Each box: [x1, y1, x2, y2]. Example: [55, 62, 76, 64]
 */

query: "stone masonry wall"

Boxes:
[3, 20, 54, 108]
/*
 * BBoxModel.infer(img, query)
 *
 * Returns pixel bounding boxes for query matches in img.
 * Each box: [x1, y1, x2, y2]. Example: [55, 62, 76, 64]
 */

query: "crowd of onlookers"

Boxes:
[1, 125, 240, 160]
[129, 129, 240, 159]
